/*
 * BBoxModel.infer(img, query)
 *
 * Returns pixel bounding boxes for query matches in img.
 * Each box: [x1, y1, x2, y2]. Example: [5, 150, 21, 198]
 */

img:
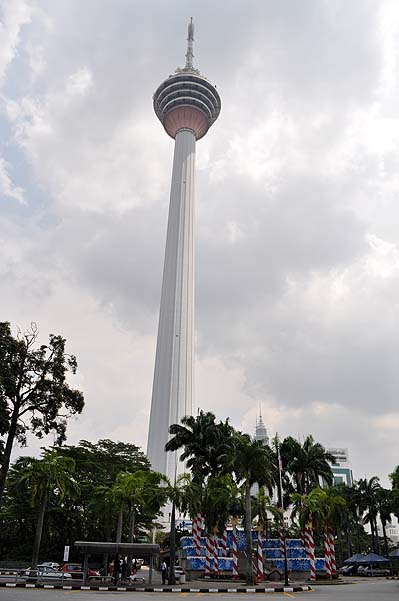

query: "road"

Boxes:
[0, 578, 398, 600]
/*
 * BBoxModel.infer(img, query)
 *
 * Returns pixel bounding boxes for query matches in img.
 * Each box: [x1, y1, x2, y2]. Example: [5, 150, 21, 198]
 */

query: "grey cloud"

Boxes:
[1, 0, 398, 481]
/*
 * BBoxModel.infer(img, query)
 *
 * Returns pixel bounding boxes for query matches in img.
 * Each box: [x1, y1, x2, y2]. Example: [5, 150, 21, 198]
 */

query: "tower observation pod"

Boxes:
[147, 20, 221, 483]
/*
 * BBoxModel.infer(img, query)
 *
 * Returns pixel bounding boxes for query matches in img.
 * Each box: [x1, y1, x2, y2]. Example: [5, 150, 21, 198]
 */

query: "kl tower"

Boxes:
[147, 19, 221, 482]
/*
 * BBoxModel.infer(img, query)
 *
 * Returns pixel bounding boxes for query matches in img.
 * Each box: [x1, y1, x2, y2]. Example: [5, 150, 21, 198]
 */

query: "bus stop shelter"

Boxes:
[74, 541, 160, 585]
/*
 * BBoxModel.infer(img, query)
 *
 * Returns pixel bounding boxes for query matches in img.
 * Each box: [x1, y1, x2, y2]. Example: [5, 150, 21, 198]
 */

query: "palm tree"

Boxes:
[292, 487, 326, 534]
[10, 450, 79, 568]
[357, 477, 381, 553]
[164, 474, 199, 585]
[233, 434, 276, 584]
[389, 466, 399, 521]
[281, 435, 335, 495]
[201, 474, 238, 578]
[165, 411, 236, 481]
[376, 487, 392, 556]
[109, 470, 166, 543]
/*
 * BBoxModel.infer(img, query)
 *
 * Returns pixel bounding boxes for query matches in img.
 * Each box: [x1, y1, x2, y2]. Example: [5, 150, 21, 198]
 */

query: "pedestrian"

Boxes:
[161, 560, 168, 585]
[113, 558, 121, 584]
[121, 559, 127, 583]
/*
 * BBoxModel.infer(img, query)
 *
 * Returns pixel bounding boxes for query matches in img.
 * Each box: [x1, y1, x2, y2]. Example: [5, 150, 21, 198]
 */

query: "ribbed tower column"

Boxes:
[147, 19, 221, 482]
[147, 128, 195, 482]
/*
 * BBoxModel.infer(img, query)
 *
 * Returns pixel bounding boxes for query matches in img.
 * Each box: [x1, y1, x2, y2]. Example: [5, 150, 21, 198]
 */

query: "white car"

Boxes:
[25, 565, 72, 580]
[40, 562, 60, 570]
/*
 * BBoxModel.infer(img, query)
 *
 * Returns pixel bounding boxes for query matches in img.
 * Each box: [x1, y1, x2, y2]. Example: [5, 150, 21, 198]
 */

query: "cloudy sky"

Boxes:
[1, 0, 399, 485]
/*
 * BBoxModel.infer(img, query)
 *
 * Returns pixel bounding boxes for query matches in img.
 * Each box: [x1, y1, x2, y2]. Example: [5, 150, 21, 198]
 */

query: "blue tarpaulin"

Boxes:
[344, 554, 367, 564]
[362, 553, 389, 563]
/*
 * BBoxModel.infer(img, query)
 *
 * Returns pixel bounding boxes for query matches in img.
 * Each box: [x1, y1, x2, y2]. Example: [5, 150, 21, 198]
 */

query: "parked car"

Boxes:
[24, 565, 72, 580]
[341, 564, 357, 576]
[61, 563, 100, 579]
[357, 565, 391, 577]
[40, 562, 60, 570]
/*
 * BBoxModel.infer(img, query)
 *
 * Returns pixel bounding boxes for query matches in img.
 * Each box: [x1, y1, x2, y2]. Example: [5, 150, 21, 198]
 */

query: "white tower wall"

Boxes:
[147, 128, 195, 481]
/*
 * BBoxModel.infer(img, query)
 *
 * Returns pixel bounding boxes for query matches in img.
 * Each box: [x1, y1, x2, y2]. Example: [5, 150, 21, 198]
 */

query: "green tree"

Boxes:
[164, 474, 202, 585]
[0, 322, 84, 507]
[281, 435, 335, 495]
[97, 469, 166, 544]
[389, 466, 399, 520]
[9, 450, 79, 568]
[165, 411, 236, 481]
[292, 487, 327, 534]
[357, 477, 381, 554]
[233, 434, 275, 584]
[376, 487, 392, 555]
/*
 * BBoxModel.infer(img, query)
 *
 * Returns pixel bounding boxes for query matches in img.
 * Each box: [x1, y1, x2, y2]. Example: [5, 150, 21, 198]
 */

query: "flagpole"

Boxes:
[277, 439, 289, 587]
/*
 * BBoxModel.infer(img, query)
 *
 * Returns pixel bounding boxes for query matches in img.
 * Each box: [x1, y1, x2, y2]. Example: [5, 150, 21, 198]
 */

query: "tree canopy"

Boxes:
[0, 322, 84, 506]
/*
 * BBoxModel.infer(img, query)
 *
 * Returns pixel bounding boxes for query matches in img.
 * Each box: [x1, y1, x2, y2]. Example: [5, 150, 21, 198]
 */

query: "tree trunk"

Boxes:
[0, 404, 20, 508]
[32, 496, 47, 569]
[374, 518, 381, 554]
[346, 525, 353, 558]
[169, 500, 176, 585]
[381, 520, 389, 556]
[129, 509, 135, 543]
[245, 482, 254, 585]
[370, 516, 376, 552]
[127, 509, 136, 569]
[337, 528, 343, 567]
[116, 506, 123, 543]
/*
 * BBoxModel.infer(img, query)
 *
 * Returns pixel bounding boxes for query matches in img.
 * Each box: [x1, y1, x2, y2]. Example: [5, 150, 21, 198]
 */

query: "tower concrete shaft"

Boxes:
[147, 20, 221, 481]
[147, 129, 195, 482]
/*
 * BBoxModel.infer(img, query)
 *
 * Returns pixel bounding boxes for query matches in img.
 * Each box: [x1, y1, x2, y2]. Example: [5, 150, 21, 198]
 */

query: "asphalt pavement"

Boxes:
[0, 577, 398, 600]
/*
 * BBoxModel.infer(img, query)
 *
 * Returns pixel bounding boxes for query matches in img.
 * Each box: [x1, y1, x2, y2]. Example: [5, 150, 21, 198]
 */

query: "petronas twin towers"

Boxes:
[147, 20, 221, 481]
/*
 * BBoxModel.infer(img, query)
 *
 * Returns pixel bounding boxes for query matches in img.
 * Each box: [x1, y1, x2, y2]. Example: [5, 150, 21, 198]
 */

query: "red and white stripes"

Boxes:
[192, 513, 202, 556]
[232, 524, 238, 579]
[323, 526, 331, 577]
[305, 522, 316, 581]
[328, 527, 337, 576]
[212, 532, 219, 576]
[205, 533, 212, 577]
[257, 530, 264, 580]
[221, 527, 228, 557]
[279, 519, 286, 560]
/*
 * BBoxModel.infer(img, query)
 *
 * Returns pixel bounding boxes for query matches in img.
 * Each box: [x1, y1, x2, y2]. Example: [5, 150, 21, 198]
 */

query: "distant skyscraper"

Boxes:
[327, 447, 353, 486]
[255, 412, 269, 446]
[147, 20, 221, 481]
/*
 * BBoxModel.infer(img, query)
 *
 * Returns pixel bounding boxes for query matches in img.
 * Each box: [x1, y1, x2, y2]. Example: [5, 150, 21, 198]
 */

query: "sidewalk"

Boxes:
[0, 565, 313, 593]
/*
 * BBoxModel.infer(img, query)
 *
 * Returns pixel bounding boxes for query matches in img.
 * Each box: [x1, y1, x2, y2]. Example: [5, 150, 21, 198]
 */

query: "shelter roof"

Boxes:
[74, 541, 160, 557]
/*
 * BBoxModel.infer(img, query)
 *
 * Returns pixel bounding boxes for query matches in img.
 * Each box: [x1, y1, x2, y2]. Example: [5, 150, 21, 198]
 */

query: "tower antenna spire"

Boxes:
[185, 17, 194, 69]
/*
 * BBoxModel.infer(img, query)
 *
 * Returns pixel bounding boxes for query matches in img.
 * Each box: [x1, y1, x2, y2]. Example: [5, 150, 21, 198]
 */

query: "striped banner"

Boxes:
[279, 519, 286, 560]
[257, 530, 263, 580]
[232, 524, 238, 579]
[221, 527, 228, 557]
[328, 527, 337, 576]
[323, 526, 331, 577]
[193, 513, 202, 556]
[305, 522, 316, 581]
[205, 532, 212, 577]
[213, 533, 219, 576]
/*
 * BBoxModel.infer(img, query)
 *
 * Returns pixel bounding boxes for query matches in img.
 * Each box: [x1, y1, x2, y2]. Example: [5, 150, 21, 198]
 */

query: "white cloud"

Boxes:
[0, 158, 25, 203]
[0, 0, 33, 85]
[1, 0, 399, 485]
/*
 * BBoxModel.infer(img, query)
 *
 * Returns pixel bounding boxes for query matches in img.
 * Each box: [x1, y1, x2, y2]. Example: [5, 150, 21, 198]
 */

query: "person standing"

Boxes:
[161, 560, 168, 585]
[121, 559, 127, 583]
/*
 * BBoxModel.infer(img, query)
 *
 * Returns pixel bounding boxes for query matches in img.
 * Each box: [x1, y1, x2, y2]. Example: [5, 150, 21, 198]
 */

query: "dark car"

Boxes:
[341, 564, 357, 576]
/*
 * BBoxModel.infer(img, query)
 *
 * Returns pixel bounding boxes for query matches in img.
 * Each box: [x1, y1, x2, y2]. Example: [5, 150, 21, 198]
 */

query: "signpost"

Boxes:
[63, 546, 70, 562]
